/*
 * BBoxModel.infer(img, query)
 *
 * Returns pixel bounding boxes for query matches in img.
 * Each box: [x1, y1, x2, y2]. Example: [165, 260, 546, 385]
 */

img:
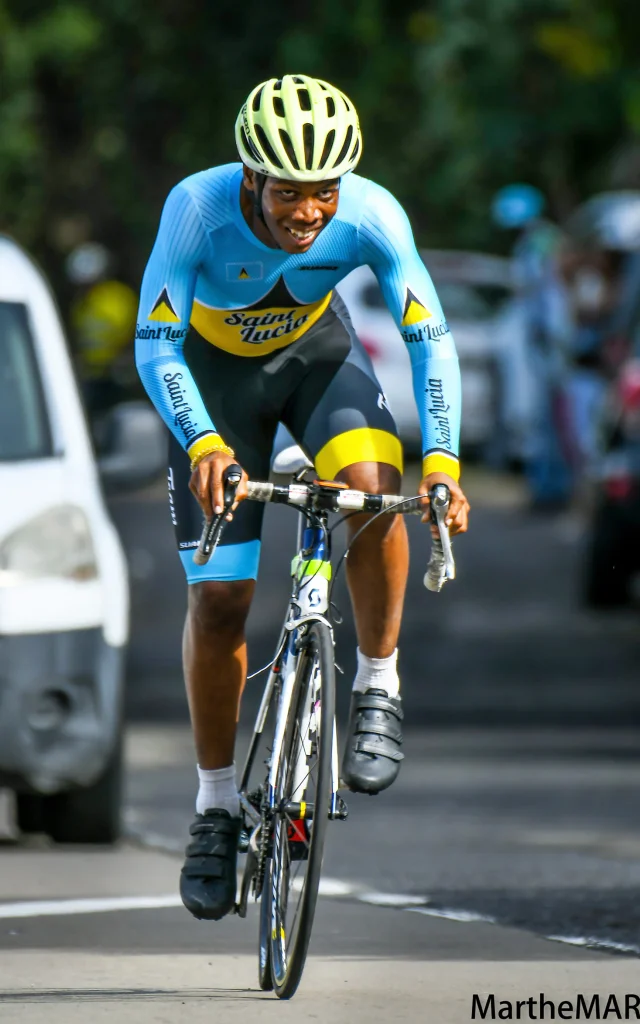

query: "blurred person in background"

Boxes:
[67, 242, 139, 418]
[135, 74, 470, 923]
[492, 184, 573, 509]
[561, 192, 640, 484]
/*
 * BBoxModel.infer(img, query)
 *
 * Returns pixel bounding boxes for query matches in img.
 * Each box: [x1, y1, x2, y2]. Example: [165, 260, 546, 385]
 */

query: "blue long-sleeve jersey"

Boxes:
[135, 163, 461, 479]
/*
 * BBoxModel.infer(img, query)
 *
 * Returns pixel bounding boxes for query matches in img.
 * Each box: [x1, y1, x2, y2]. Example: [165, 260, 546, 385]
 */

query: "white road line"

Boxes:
[547, 934, 640, 956]
[358, 892, 430, 908]
[23, 827, 636, 959]
[408, 906, 496, 924]
[2, 889, 636, 961]
[0, 895, 182, 919]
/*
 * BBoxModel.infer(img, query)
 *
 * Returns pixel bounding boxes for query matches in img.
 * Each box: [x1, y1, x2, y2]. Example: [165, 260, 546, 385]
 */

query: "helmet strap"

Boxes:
[252, 172, 281, 249]
[253, 172, 267, 225]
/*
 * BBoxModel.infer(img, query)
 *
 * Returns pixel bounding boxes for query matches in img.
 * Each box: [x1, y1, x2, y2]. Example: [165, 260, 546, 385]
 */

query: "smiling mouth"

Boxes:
[285, 226, 319, 244]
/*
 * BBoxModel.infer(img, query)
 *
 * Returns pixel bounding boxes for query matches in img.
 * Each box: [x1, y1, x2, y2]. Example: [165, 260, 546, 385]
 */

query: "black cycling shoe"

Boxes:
[341, 688, 404, 795]
[180, 808, 241, 921]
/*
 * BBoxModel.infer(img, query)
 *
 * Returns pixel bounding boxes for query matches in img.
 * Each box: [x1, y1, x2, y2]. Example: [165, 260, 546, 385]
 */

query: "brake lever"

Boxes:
[193, 463, 243, 566]
[424, 483, 456, 592]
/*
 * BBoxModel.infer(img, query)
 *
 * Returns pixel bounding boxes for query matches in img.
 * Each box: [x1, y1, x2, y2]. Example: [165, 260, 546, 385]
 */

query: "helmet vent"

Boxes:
[326, 96, 335, 117]
[274, 80, 282, 90]
[273, 96, 285, 117]
[279, 129, 300, 171]
[240, 126, 262, 164]
[335, 125, 354, 168]
[318, 129, 336, 170]
[350, 137, 360, 162]
[292, 76, 304, 84]
[303, 123, 315, 169]
[255, 124, 283, 169]
[252, 87, 264, 113]
[297, 88, 312, 111]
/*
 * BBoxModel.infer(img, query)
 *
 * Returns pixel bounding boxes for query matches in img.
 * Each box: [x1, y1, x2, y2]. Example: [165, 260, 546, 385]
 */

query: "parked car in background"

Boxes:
[583, 358, 640, 607]
[337, 250, 524, 460]
[0, 235, 164, 842]
[570, 193, 640, 606]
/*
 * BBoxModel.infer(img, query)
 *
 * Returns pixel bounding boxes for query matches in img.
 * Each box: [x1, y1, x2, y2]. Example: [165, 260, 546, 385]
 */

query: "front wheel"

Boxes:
[268, 620, 335, 999]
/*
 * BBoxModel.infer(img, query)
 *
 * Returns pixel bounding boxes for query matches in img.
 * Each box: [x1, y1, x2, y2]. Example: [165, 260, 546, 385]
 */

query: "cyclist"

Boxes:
[135, 75, 470, 922]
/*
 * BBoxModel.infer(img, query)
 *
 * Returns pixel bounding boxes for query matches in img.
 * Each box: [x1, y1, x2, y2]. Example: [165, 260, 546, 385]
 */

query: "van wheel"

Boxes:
[44, 735, 123, 844]
[16, 736, 123, 845]
[15, 793, 45, 834]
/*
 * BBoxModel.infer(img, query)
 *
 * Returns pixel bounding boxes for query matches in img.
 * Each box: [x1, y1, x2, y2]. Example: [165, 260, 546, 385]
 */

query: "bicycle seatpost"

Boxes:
[194, 463, 242, 566]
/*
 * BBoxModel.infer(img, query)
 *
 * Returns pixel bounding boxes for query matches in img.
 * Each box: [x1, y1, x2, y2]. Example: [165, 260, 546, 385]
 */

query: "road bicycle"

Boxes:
[194, 447, 455, 999]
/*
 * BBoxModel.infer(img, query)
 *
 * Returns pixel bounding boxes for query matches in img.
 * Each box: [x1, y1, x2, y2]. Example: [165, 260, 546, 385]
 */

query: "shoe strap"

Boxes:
[182, 854, 230, 879]
[189, 816, 239, 838]
[355, 739, 405, 762]
[354, 720, 403, 743]
[355, 694, 404, 719]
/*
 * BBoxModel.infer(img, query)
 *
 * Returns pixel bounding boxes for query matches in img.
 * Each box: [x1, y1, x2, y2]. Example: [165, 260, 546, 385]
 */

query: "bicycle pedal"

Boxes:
[330, 795, 349, 821]
[237, 828, 250, 853]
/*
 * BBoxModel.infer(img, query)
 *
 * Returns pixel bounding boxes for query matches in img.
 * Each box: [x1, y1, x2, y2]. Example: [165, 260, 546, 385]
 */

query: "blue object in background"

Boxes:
[492, 185, 545, 230]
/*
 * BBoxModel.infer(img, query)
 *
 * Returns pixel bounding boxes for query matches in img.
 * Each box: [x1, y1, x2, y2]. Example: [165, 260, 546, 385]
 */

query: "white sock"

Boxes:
[352, 647, 400, 699]
[196, 763, 239, 817]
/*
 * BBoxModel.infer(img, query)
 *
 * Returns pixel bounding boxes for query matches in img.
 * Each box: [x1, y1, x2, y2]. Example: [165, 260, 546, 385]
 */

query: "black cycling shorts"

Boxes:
[168, 292, 402, 583]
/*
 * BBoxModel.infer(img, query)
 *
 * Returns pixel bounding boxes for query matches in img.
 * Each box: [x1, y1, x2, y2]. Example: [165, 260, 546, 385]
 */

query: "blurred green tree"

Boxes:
[0, 0, 638, 296]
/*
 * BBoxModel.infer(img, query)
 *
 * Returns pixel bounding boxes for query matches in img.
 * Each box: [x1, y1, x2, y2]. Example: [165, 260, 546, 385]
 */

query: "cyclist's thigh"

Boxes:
[168, 329, 278, 584]
[282, 293, 403, 482]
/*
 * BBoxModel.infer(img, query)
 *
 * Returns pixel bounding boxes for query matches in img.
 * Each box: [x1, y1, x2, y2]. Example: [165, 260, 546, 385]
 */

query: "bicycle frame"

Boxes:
[238, 507, 340, 843]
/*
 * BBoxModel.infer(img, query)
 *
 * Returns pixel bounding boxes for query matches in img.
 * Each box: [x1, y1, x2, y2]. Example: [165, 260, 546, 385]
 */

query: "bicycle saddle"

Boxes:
[272, 444, 314, 476]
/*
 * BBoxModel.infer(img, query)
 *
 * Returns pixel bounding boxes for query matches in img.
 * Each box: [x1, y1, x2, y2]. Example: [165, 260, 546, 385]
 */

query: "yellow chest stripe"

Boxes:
[190, 293, 332, 356]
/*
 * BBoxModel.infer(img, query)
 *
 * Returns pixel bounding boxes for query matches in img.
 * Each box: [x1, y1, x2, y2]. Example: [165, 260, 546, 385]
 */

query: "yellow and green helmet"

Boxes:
[235, 75, 362, 182]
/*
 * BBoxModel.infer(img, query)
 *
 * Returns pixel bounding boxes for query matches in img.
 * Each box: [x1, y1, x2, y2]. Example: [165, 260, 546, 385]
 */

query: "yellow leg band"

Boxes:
[422, 451, 460, 481]
[315, 428, 403, 480]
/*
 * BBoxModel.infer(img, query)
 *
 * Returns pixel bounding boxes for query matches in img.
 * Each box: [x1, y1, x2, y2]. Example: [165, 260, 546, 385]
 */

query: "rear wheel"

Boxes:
[268, 620, 335, 999]
[258, 859, 274, 991]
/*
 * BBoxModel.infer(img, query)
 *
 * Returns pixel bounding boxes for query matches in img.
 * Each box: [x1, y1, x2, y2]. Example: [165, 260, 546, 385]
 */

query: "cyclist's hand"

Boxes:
[189, 452, 249, 520]
[418, 472, 470, 535]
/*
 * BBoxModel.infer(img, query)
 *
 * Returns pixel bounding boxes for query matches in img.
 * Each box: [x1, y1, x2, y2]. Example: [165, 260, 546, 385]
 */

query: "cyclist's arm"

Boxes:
[135, 184, 225, 465]
[357, 182, 461, 482]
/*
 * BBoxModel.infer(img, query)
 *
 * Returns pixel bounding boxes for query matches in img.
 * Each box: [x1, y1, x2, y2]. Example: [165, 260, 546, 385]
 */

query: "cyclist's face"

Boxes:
[243, 169, 340, 252]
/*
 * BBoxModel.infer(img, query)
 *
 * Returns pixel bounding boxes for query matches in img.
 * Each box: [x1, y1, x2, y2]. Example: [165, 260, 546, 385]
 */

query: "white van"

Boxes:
[0, 235, 131, 843]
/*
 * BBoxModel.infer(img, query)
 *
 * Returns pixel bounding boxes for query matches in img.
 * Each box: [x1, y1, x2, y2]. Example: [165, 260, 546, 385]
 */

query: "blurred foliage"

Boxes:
[1, 0, 640, 297]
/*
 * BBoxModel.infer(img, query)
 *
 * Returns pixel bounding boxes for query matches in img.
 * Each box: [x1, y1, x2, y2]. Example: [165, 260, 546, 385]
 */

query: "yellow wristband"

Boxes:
[189, 441, 236, 473]
[422, 452, 460, 481]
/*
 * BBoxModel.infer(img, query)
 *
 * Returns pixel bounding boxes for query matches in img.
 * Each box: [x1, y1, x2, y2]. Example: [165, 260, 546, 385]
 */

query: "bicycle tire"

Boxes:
[258, 859, 274, 990]
[268, 619, 335, 999]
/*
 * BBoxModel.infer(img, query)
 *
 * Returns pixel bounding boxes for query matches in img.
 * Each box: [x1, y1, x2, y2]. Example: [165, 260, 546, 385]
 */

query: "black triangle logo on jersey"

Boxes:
[401, 288, 431, 327]
[149, 286, 180, 323]
[242, 275, 301, 310]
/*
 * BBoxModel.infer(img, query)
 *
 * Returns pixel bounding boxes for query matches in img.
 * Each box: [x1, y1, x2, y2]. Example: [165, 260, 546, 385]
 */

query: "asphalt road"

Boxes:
[2, 726, 640, 1021]
[1, 466, 640, 1019]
